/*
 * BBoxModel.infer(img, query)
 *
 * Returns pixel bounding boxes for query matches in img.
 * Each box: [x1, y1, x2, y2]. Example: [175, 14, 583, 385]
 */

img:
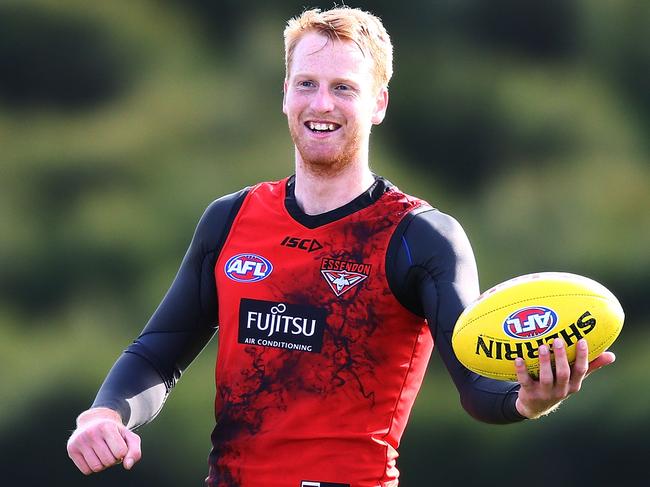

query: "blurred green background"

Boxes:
[1, 0, 648, 485]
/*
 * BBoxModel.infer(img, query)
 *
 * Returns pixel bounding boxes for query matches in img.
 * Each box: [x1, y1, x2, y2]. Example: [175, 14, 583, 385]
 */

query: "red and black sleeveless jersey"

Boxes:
[92, 175, 524, 487]
[209, 178, 432, 487]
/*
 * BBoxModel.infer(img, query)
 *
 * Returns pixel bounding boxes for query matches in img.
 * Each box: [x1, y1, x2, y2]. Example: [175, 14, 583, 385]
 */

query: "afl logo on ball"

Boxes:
[503, 306, 558, 339]
[225, 253, 273, 283]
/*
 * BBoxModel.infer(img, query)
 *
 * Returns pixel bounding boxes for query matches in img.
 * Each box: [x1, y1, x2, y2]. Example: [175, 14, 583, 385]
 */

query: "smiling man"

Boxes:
[67, 7, 614, 487]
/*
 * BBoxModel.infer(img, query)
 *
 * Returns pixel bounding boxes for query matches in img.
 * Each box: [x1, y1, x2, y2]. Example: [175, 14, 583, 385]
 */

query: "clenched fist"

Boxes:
[67, 408, 141, 475]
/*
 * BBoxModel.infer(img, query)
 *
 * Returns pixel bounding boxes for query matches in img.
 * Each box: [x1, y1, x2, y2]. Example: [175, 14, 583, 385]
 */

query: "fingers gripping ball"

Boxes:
[452, 272, 624, 381]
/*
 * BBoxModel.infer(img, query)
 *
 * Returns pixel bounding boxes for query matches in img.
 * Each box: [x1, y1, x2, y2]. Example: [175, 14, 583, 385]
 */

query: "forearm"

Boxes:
[429, 274, 526, 423]
[76, 406, 123, 426]
[435, 326, 524, 424]
[459, 376, 522, 424]
[92, 351, 169, 429]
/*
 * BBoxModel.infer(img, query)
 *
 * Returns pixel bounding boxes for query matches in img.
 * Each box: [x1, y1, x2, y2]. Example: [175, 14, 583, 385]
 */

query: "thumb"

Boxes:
[120, 427, 142, 470]
[586, 351, 616, 376]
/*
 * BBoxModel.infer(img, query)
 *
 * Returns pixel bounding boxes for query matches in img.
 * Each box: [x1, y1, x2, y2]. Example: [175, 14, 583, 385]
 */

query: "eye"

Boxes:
[334, 84, 358, 97]
[297, 80, 315, 88]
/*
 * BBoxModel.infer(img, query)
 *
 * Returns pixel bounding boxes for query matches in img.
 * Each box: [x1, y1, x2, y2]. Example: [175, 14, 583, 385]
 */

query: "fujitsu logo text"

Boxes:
[238, 298, 326, 353]
[247, 303, 317, 338]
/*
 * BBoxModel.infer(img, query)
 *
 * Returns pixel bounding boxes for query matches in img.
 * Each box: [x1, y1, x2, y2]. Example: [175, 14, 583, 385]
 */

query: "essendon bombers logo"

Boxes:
[320, 258, 371, 297]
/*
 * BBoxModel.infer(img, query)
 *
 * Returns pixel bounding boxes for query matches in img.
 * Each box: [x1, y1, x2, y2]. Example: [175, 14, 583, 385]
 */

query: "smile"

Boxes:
[305, 121, 341, 133]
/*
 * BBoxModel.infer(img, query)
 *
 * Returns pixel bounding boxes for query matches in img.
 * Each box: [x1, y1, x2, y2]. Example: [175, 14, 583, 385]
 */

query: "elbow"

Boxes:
[459, 395, 501, 424]
[459, 389, 525, 425]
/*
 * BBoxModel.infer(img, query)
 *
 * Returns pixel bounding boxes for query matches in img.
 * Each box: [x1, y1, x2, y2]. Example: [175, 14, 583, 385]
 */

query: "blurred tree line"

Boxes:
[0, 0, 648, 485]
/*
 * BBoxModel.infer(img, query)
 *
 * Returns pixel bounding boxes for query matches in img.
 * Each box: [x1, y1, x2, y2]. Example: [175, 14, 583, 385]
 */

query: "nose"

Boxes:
[310, 85, 335, 113]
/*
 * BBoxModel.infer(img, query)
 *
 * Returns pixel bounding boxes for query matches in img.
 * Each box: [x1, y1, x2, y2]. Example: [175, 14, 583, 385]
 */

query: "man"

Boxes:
[67, 7, 615, 487]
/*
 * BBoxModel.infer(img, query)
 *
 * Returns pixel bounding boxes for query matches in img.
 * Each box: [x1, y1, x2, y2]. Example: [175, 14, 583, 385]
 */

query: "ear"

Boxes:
[371, 87, 389, 125]
[282, 79, 288, 115]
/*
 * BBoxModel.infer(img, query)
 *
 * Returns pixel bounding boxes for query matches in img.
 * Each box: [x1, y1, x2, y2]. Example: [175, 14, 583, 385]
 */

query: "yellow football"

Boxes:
[452, 272, 624, 381]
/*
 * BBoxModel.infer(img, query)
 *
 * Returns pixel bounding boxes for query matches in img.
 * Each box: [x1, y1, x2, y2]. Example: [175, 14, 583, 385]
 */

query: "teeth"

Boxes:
[308, 122, 337, 131]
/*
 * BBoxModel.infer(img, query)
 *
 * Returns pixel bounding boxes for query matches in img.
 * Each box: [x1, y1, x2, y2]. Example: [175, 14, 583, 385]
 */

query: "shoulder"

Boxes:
[387, 206, 480, 318]
[202, 187, 251, 222]
[388, 205, 477, 281]
[391, 201, 470, 250]
[379, 178, 464, 238]
[407, 209, 470, 247]
[200, 176, 293, 231]
[191, 187, 252, 253]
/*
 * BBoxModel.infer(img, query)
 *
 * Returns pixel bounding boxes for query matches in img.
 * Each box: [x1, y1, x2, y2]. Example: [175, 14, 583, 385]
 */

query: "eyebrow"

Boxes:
[291, 72, 360, 86]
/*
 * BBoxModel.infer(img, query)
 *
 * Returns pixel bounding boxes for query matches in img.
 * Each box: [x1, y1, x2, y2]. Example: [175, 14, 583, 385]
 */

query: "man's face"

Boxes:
[283, 32, 388, 173]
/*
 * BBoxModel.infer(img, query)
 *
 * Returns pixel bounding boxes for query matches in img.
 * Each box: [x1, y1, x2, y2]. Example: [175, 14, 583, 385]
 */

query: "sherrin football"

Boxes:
[452, 272, 624, 381]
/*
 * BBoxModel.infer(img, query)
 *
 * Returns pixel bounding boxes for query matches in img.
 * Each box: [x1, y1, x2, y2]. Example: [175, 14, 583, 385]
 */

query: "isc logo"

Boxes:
[224, 253, 273, 283]
[503, 306, 558, 339]
[280, 236, 323, 253]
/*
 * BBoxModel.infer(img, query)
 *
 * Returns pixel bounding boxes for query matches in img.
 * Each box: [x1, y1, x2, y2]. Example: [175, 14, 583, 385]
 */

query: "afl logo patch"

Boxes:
[225, 253, 273, 283]
[504, 306, 558, 339]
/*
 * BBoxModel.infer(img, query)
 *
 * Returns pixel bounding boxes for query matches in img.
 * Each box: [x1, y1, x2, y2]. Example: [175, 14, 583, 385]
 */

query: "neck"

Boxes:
[293, 152, 375, 215]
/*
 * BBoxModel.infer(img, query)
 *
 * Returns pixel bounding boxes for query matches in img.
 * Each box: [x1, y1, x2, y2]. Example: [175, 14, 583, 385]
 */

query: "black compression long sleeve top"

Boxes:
[92, 178, 525, 428]
[92, 189, 247, 428]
